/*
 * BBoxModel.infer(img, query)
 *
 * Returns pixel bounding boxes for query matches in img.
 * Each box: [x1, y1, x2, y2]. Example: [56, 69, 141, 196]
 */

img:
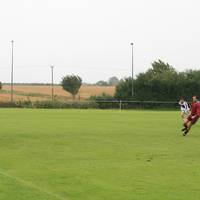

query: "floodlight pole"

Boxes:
[51, 66, 54, 101]
[11, 40, 14, 102]
[130, 43, 134, 97]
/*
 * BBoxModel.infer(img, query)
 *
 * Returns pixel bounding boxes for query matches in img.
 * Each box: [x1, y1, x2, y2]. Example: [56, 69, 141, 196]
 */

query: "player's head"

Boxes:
[192, 96, 198, 102]
[179, 97, 184, 103]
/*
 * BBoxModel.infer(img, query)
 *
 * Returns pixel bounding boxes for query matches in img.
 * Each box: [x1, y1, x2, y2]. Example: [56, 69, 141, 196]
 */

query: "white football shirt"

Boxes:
[179, 101, 190, 113]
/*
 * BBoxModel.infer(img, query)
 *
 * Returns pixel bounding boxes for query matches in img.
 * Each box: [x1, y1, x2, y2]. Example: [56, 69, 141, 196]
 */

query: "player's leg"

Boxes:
[183, 115, 199, 136]
[181, 111, 188, 123]
[182, 114, 192, 135]
[182, 118, 189, 132]
[181, 111, 184, 120]
[182, 123, 187, 131]
[183, 121, 192, 136]
[184, 111, 190, 123]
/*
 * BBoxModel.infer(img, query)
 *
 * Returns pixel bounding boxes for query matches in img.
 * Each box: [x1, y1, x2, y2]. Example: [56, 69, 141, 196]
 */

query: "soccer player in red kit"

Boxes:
[182, 96, 200, 136]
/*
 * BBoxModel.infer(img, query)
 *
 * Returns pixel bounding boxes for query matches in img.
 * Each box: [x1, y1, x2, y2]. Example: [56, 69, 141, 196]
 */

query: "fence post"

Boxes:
[119, 100, 122, 110]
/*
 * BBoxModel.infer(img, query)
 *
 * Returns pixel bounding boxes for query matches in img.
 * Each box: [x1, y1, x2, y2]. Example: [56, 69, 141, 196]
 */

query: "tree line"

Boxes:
[115, 60, 200, 101]
[91, 60, 200, 102]
[1, 60, 200, 102]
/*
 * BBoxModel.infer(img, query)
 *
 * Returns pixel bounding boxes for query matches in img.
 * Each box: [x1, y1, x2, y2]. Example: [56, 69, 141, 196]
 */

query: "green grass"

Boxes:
[0, 109, 200, 200]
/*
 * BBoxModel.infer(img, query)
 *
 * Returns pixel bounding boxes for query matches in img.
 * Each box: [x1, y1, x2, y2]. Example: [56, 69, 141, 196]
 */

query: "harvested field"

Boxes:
[0, 85, 115, 101]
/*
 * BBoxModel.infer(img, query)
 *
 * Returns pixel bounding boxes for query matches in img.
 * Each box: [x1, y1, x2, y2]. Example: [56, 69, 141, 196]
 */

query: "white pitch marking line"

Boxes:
[0, 169, 68, 200]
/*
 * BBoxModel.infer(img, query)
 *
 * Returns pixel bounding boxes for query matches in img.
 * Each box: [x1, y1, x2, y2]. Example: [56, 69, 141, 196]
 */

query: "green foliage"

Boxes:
[89, 93, 118, 108]
[115, 60, 200, 101]
[0, 100, 98, 109]
[150, 60, 176, 75]
[0, 99, 179, 109]
[115, 77, 135, 100]
[0, 82, 2, 90]
[89, 93, 115, 101]
[32, 100, 98, 109]
[120, 101, 178, 110]
[61, 75, 82, 100]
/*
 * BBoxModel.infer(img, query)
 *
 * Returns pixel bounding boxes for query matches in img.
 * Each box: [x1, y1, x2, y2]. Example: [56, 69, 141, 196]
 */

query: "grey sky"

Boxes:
[0, 0, 199, 83]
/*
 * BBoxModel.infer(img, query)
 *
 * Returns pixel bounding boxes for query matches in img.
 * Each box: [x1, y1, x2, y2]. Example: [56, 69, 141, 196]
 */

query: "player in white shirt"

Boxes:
[179, 97, 190, 123]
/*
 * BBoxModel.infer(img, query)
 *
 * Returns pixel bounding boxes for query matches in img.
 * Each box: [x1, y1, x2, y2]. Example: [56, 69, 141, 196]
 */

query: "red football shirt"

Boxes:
[191, 102, 200, 116]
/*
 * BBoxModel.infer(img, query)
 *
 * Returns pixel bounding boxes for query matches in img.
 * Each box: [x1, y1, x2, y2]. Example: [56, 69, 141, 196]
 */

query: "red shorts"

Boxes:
[188, 115, 199, 124]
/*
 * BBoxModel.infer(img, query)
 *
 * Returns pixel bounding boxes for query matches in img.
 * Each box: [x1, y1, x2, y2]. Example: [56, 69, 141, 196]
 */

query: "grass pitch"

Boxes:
[0, 109, 200, 200]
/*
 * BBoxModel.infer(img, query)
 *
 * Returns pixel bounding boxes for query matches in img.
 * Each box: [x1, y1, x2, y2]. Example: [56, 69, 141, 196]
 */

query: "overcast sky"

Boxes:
[0, 0, 199, 83]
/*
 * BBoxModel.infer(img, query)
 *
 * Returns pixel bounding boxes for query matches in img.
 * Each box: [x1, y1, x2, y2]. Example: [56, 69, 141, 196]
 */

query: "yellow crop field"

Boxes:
[0, 85, 115, 101]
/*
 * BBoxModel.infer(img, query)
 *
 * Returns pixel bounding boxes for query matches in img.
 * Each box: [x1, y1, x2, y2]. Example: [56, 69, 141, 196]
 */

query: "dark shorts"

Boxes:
[188, 115, 199, 124]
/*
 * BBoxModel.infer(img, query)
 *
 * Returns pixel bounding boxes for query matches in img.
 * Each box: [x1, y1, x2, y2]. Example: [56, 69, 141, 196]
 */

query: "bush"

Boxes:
[119, 101, 179, 110]
[89, 93, 119, 109]
[0, 99, 179, 110]
[0, 100, 98, 109]
[32, 100, 98, 109]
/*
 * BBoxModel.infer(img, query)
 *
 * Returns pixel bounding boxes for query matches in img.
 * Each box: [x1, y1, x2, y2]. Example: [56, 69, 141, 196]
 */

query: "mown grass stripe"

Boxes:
[0, 169, 68, 200]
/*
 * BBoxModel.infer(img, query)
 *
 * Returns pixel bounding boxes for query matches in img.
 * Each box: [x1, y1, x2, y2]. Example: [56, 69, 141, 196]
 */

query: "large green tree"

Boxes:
[115, 60, 200, 101]
[61, 75, 82, 100]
